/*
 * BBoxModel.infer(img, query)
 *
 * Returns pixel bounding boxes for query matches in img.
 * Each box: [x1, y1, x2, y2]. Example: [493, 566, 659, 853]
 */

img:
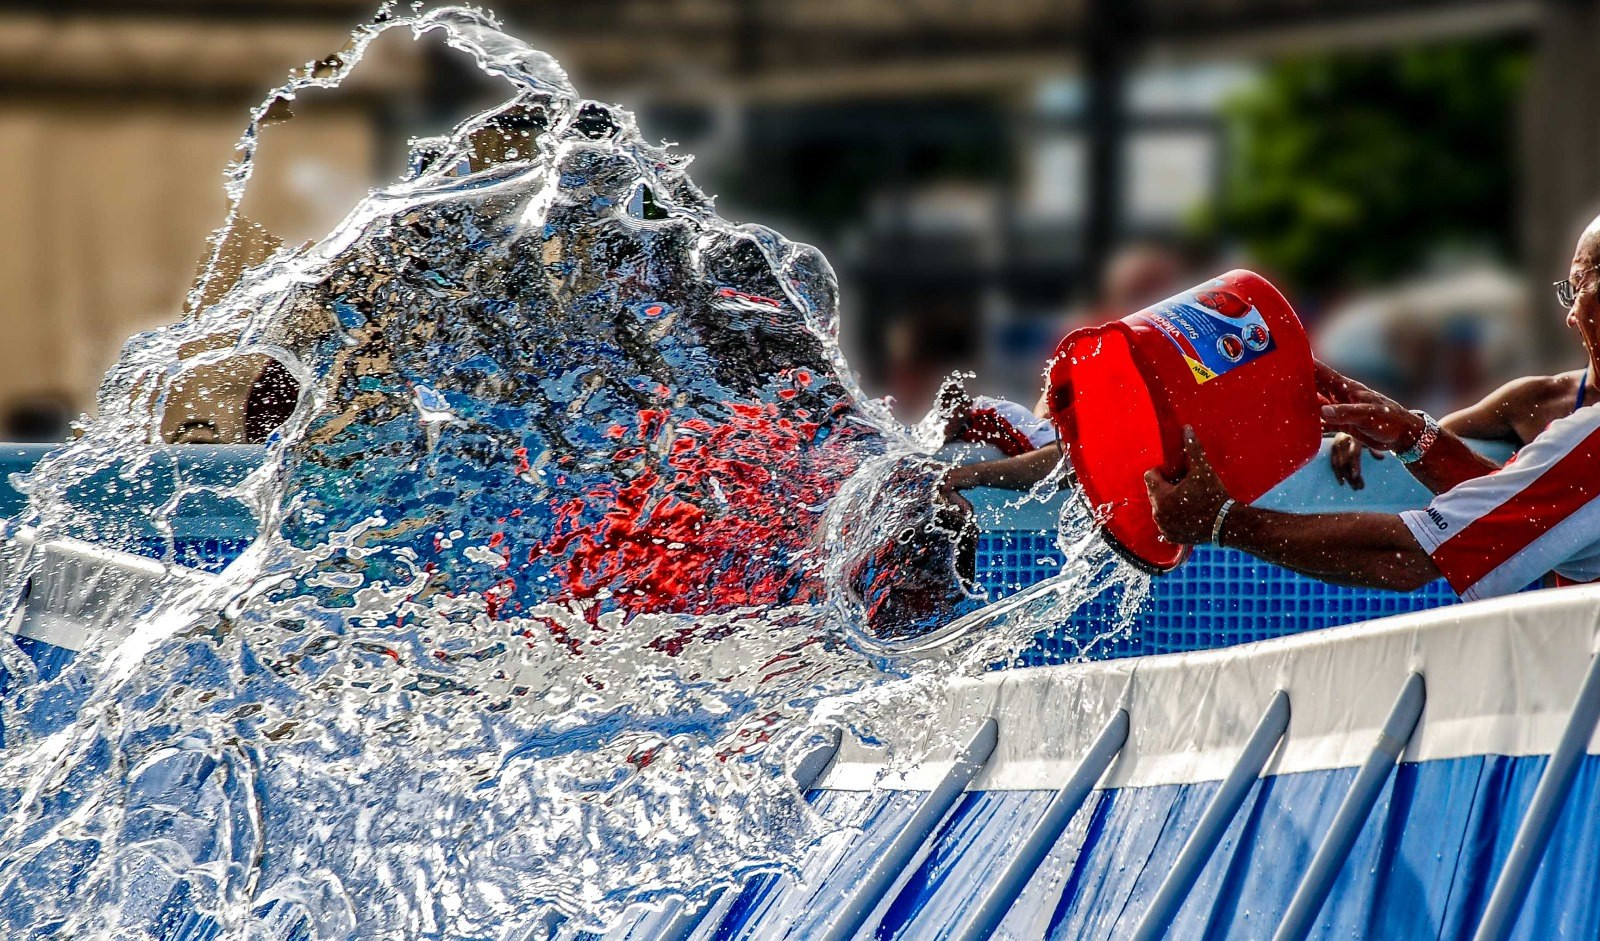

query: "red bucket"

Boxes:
[1046, 270, 1320, 572]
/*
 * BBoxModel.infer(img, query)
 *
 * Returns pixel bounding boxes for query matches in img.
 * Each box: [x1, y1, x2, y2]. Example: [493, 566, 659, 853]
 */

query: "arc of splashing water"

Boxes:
[0, 4, 1117, 936]
[188, 5, 578, 315]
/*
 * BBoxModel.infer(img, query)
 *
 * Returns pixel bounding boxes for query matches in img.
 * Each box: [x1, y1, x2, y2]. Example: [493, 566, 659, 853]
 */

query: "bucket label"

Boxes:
[1134, 282, 1276, 384]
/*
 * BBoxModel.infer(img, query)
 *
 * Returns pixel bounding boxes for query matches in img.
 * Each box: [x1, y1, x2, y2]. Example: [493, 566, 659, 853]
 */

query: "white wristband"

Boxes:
[1210, 498, 1237, 546]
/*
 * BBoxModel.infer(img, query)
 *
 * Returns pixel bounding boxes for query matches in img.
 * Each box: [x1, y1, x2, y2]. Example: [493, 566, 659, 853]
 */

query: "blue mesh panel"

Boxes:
[977, 531, 1461, 667]
[113, 531, 1452, 664]
[130, 538, 252, 574]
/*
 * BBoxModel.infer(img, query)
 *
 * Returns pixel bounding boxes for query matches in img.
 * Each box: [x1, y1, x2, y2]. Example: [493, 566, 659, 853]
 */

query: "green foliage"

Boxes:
[1199, 40, 1529, 292]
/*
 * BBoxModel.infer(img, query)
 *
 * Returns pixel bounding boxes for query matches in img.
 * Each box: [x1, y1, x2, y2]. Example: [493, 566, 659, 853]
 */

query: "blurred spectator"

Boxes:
[2, 394, 74, 443]
[884, 298, 979, 419]
[1313, 264, 1533, 415]
[1094, 243, 1187, 325]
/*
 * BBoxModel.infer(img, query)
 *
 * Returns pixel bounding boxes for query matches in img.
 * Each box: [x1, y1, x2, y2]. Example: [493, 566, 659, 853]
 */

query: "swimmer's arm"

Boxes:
[941, 444, 1064, 492]
[1218, 507, 1440, 592]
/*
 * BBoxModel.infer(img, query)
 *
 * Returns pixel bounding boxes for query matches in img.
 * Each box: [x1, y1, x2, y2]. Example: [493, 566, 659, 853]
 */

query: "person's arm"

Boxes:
[1156, 404, 1600, 600]
[1315, 361, 1500, 495]
[1032, 386, 1052, 420]
[1437, 377, 1537, 442]
[1327, 374, 1533, 491]
[1146, 429, 1439, 592]
[1216, 506, 1437, 591]
[936, 444, 1064, 518]
[1390, 418, 1501, 495]
[941, 444, 1063, 493]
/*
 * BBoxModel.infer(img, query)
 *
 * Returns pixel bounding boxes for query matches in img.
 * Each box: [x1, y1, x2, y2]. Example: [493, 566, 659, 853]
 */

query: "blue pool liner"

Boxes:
[693, 754, 1600, 941]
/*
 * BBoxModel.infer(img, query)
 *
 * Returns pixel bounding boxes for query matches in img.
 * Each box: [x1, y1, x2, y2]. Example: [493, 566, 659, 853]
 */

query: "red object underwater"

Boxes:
[1046, 269, 1320, 572]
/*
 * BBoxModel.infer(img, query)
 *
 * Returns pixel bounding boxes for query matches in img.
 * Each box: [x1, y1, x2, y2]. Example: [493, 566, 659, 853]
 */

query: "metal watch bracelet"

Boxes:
[1394, 411, 1439, 464]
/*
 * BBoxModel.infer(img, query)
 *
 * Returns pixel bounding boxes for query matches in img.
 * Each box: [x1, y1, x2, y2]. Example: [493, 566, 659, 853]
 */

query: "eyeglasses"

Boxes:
[1555, 263, 1600, 308]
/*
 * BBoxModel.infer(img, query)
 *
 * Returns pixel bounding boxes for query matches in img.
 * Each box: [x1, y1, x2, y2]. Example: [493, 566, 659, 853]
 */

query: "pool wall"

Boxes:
[647, 585, 1600, 940]
[0, 442, 1590, 939]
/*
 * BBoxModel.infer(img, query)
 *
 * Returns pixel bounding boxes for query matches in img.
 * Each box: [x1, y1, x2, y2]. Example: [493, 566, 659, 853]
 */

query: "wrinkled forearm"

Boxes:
[1220, 505, 1440, 592]
[943, 444, 1064, 492]
[1405, 431, 1500, 495]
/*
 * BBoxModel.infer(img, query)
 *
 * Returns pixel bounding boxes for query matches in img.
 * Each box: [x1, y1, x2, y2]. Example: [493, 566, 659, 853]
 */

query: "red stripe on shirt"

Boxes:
[1430, 423, 1600, 593]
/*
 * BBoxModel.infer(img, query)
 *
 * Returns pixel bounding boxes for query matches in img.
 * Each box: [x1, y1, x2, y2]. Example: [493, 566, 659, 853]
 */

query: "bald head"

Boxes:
[1577, 213, 1600, 269]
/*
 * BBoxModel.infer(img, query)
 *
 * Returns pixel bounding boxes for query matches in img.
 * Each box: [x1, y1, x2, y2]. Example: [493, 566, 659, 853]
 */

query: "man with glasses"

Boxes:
[1145, 212, 1600, 599]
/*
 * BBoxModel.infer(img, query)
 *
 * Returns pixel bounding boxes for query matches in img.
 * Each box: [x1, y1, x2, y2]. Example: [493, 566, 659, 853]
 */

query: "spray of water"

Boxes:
[0, 7, 1147, 939]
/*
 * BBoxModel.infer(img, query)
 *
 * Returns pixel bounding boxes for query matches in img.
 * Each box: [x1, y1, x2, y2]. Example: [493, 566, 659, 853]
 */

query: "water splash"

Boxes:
[0, 7, 1146, 939]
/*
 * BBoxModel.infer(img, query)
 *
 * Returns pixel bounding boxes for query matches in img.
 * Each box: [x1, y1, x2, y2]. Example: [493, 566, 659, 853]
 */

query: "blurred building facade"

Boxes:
[0, 0, 1586, 437]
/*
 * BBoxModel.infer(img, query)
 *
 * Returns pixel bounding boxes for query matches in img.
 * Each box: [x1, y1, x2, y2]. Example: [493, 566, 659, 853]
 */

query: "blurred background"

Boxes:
[0, 0, 1591, 440]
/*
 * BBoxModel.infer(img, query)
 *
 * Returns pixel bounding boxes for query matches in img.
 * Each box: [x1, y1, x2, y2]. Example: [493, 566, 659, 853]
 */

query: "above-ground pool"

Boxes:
[5, 436, 1589, 940]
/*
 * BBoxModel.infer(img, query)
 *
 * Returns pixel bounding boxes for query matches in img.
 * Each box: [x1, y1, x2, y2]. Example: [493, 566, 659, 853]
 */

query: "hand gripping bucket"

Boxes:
[1046, 270, 1320, 572]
